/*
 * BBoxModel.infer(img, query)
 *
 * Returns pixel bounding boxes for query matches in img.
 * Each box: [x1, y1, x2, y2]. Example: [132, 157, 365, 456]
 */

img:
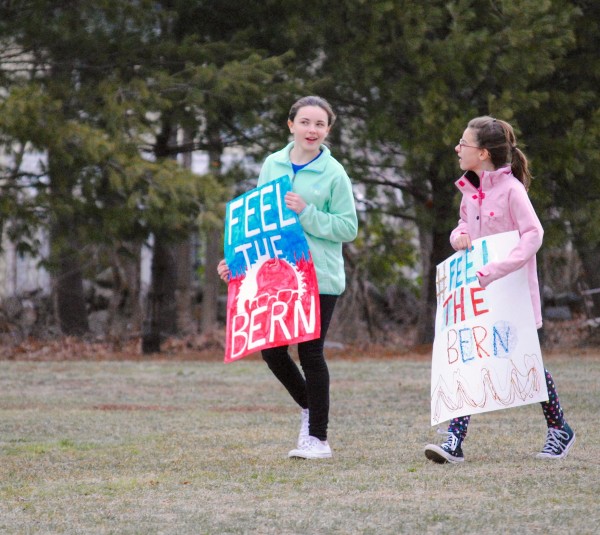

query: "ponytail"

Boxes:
[511, 146, 532, 190]
[468, 116, 532, 190]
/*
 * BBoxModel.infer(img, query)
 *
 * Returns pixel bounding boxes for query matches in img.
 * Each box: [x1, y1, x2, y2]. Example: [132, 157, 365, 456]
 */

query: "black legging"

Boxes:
[261, 294, 338, 441]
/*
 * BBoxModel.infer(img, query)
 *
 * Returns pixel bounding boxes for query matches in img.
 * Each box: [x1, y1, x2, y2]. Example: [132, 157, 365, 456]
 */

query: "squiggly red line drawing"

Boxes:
[431, 353, 544, 423]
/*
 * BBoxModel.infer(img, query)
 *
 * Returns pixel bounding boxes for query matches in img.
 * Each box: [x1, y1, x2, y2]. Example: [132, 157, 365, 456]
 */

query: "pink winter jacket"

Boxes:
[450, 166, 544, 328]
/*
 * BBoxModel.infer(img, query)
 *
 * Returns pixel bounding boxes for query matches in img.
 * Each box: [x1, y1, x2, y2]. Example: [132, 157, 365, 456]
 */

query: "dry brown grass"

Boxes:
[0, 350, 598, 534]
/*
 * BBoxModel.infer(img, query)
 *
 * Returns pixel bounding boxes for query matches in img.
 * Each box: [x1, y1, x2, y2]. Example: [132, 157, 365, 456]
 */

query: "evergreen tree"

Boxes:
[314, 0, 579, 342]
[0, 1, 216, 335]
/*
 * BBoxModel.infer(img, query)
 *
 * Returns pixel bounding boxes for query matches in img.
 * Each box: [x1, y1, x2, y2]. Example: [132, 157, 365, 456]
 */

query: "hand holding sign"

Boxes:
[284, 191, 307, 214]
[217, 259, 230, 282]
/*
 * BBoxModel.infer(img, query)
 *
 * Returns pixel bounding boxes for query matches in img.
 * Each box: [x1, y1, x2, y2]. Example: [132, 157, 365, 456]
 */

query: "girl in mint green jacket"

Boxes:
[218, 96, 358, 459]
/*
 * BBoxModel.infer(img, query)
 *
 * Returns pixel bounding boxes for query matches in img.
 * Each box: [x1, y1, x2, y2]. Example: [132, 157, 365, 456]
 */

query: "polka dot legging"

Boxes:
[447, 368, 565, 440]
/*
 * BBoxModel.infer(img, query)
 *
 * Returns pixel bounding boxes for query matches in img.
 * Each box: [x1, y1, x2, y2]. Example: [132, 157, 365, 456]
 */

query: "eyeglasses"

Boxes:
[458, 139, 481, 150]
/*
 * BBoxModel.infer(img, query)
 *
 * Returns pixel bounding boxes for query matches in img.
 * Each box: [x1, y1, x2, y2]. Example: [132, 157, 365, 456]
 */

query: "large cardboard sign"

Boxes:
[430, 231, 548, 425]
[223, 175, 320, 363]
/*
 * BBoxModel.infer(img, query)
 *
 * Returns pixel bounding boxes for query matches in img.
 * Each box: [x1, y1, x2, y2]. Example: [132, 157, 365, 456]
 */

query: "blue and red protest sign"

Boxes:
[223, 175, 320, 362]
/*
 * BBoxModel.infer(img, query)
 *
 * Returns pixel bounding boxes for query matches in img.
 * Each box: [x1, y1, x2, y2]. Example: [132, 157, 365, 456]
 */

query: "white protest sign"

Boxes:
[430, 230, 549, 425]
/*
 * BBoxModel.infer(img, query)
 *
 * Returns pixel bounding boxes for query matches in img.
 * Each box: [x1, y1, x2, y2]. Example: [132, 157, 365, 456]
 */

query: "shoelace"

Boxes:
[541, 427, 570, 453]
[298, 435, 315, 450]
[437, 429, 460, 451]
[297, 436, 321, 449]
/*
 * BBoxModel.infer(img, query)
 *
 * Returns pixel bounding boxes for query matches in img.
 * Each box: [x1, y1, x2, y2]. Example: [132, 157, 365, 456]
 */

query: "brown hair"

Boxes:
[468, 116, 532, 189]
[288, 96, 336, 127]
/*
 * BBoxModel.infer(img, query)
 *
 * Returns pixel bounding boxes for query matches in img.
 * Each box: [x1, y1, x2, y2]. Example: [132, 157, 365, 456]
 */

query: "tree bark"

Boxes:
[107, 243, 142, 340]
[142, 122, 179, 353]
[48, 149, 89, 337]
[201, 130, 224, 333]
[417, 226, 454, 343]
[201, 227, 221, 333]
[175, 131, 196, 336]
[416, 175, 456, 345]
[122, 243, 143, 333]
[174, 238, 195, 335]
[142, 236, 179, 353]
[52, 243, 89, 336]
[416, 224, 434, 344]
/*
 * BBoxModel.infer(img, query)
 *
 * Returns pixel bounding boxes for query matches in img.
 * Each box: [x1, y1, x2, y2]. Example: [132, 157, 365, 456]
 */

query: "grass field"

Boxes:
[1, 351, 599, 534]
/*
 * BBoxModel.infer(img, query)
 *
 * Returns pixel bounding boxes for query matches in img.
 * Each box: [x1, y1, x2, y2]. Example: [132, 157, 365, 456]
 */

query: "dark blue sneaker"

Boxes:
[536, 422, 576, 459]
[424, 431, 464, 464]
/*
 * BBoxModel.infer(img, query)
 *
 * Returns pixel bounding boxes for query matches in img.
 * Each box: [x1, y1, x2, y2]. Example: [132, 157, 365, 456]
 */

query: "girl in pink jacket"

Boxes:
[424, 116, 575, 463]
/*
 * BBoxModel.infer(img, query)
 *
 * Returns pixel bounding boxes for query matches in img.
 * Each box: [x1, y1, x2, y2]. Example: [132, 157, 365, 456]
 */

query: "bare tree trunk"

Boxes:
[416, 225, 433, 344]
[48, 150, 89, 337]
[200, 131, 224, 333]
[106, 248, 123, 338]
[122, 244, 143, 333]
[106, 243, 142, 342]
[416, 182, 455, 345]
[142, 122, 196, 353]
[174, 239, 195, 335]
[52, 244, 89, 336]
[175, 130, 196, 336]
[142, 236, 179, 353]
[201, 227, 221, 333]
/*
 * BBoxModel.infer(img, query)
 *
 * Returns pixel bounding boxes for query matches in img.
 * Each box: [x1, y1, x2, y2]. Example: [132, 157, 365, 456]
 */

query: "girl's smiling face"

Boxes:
[288, 105, 330, 157]
[455, 127, 491, 174]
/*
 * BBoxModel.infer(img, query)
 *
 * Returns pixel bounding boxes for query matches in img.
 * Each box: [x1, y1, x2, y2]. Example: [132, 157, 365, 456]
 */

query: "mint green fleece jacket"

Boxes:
[257, 142, 358, 295]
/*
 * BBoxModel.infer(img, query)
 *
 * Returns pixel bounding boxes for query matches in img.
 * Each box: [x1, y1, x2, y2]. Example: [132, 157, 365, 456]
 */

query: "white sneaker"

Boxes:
[288, 436, 332, 459]
[298, 408, 309, 447]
